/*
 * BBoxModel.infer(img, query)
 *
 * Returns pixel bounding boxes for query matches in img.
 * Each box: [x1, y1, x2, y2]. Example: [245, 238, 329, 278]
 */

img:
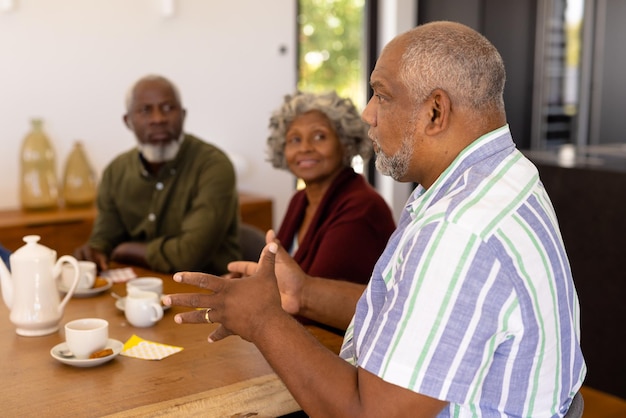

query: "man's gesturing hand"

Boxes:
[163, 243, 285, 343]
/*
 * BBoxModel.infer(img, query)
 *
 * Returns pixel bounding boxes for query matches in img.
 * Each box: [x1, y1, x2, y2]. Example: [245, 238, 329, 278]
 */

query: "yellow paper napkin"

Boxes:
[120, 334, 183, 360]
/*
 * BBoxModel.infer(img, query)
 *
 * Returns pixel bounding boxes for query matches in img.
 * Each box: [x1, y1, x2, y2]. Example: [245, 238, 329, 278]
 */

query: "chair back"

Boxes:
[564, 392, 584, 418]
[238, 223, 266, 262]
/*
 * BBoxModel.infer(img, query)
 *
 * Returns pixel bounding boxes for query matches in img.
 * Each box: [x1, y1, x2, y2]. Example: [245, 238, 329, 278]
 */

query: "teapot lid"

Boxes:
[12, 235, 54, 260]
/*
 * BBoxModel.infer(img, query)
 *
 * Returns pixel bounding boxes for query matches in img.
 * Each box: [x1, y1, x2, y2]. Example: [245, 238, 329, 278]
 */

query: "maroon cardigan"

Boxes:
[277, 167, 396, 284]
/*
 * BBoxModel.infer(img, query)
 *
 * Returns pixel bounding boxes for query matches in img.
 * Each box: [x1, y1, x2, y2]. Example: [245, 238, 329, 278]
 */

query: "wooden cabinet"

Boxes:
[0, 206, 95, 255]
[238, 193, 273, 232]
[0, 192, 272, 256]
[525, 150, 626, 399]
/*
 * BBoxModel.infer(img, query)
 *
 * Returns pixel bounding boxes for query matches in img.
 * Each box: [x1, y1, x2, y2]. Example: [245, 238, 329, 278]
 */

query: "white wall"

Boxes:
[0, 0, 296, 227]
[375, 0, 417, 219]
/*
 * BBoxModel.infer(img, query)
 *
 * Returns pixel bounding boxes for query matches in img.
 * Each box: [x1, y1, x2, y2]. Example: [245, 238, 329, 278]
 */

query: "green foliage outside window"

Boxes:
[297, 0, 366, 108]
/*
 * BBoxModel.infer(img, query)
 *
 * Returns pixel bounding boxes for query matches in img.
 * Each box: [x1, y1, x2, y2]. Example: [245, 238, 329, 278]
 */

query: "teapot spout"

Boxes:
[0, 257, 12, 309]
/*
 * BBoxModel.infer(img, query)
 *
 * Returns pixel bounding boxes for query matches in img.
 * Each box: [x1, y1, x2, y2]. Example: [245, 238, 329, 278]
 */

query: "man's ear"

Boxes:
[123, 114, 132, 130]
[425, 89, 450, 135]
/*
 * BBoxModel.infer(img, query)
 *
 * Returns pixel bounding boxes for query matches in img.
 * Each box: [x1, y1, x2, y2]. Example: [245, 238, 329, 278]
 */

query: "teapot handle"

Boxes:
[55, 255, 80, 311]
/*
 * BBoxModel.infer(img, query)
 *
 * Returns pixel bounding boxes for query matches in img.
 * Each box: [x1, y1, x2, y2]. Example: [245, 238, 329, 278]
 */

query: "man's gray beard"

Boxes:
[374, 135, 413, 181]
[138, 139, 181, 163]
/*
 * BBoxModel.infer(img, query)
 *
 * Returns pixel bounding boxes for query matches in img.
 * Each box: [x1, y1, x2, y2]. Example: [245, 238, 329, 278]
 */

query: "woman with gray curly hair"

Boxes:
[267, 91, 373, 169]
[267, 91, 395, 286]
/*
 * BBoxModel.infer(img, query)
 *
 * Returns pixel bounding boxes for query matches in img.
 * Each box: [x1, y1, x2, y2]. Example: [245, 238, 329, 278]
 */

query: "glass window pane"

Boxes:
[297, 0, 367, 108]
[296, 0, 367, 175]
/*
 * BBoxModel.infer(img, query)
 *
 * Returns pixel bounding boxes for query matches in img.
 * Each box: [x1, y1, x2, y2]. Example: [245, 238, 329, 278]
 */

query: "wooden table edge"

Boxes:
[101, 373, 299, 418]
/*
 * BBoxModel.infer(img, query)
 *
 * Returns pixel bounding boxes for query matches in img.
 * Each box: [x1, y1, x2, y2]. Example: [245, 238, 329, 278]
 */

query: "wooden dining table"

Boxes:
[0, 264, 344, 417]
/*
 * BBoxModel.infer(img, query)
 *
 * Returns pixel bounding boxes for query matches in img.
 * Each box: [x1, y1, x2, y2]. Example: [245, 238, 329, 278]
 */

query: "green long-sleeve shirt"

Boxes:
[89, 134, 240, 274]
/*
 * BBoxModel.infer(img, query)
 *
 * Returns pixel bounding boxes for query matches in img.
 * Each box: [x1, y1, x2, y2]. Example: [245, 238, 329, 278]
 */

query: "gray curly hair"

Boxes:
[266, 91, 372, 169]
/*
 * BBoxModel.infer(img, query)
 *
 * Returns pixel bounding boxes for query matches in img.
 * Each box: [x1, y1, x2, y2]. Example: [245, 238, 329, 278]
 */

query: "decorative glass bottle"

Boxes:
[20, 119, 59, 210]
[62, 141, 97, 207]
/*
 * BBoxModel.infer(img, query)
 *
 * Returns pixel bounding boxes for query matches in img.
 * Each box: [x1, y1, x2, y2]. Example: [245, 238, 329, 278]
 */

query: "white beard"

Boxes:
[138, 138, 182, 163]
[373, 135, 414, 181]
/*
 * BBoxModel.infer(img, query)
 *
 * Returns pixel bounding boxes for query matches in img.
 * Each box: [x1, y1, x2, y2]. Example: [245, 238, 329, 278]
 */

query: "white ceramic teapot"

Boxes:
[0, 235, 80, 336]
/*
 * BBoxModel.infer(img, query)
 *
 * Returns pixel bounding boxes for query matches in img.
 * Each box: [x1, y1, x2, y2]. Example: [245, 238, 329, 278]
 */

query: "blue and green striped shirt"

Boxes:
[340, 126, 586, 417]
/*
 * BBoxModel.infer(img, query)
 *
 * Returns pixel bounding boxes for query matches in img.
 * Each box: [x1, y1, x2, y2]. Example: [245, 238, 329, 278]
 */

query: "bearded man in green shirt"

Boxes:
[74, 74, 241, 274]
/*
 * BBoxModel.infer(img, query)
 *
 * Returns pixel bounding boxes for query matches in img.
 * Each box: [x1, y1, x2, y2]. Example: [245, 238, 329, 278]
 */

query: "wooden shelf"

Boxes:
[0, 192, 272, 256]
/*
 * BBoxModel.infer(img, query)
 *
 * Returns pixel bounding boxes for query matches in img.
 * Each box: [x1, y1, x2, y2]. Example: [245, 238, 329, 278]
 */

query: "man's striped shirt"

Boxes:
[340, 126, 586, 417]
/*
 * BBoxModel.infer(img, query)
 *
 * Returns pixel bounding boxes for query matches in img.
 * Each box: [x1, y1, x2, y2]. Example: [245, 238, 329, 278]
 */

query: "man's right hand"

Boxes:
[73, 244, 109, 272]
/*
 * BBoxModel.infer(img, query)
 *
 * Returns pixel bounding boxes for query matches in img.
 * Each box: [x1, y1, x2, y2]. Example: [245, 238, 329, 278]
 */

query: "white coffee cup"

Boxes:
[65, 318, 109, 359]
[126, 277, 163, 297]
[62, 260, 96, 290]
[124, 290, 164, 327]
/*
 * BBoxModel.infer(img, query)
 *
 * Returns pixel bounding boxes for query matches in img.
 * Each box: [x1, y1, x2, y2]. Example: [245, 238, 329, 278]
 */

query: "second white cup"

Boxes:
[125, 290, 164, 327]
[62, 260, 97, 290]
[126, 277, 163, 297]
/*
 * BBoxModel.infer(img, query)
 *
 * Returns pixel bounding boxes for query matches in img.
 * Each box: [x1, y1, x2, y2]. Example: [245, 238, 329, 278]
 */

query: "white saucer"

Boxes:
[50, 338, 123, 368]
[59, 278, 113, 298]
[115, 297, 170, 312]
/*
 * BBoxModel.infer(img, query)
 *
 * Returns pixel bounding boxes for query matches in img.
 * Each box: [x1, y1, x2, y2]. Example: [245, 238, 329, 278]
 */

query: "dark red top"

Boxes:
[277, 167, 396, 284]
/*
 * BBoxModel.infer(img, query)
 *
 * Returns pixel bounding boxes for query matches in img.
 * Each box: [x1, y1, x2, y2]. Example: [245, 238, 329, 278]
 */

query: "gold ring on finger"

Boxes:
[204, 308, 213, 324]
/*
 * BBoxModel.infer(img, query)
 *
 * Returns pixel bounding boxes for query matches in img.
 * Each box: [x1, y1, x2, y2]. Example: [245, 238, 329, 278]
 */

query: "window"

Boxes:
[296, 0, 371, 182]
[531, 0, 585, 149]
[297, 0, 367, 106]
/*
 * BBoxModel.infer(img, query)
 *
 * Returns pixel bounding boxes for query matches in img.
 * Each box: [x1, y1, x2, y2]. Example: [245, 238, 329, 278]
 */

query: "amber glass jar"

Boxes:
[20, 119, 59, 210]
